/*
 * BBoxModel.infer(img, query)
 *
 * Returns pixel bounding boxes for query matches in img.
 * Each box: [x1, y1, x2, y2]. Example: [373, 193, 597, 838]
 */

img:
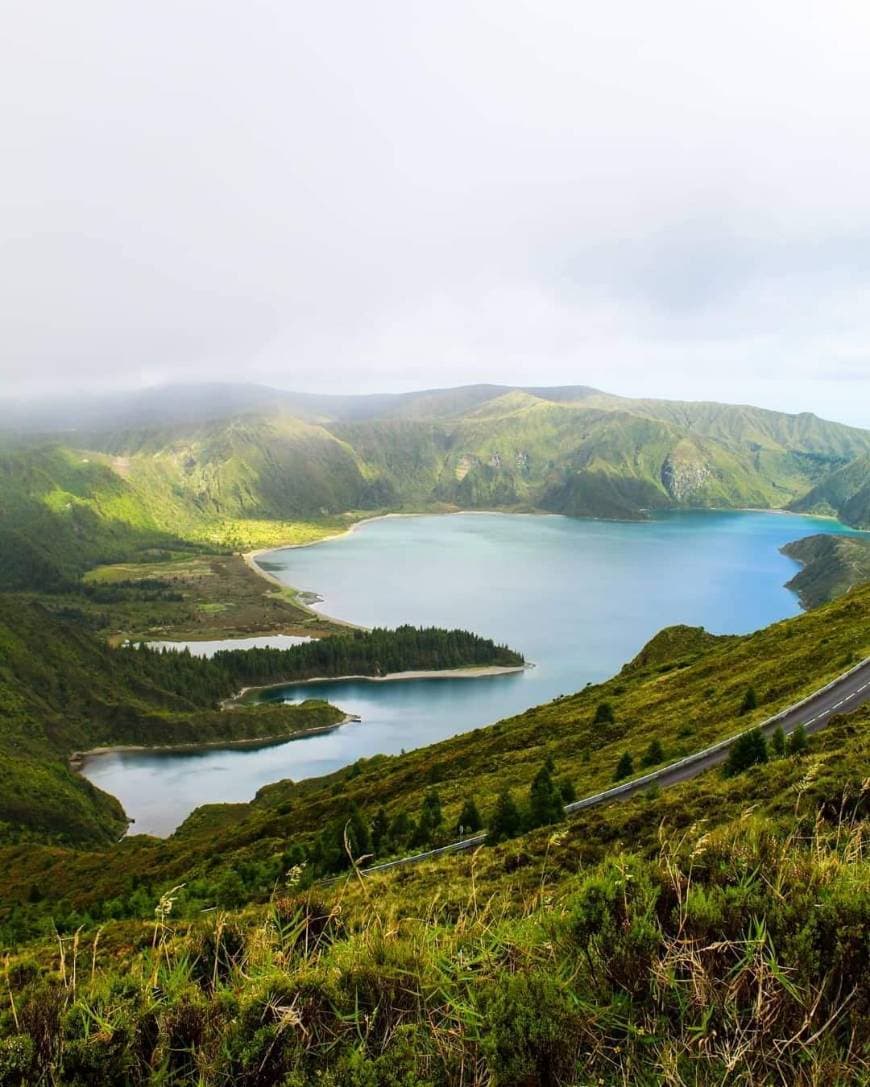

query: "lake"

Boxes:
[142, 634, 312, 657]
[81, 510, 854, 835]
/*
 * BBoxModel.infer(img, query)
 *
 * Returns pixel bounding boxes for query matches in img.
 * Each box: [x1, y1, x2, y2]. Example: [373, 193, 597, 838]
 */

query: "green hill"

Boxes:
[782, 532, 870, 606]
[790, 452, 870, 528]
[0, 599, 520, 847]
[3, 386, 868, 596]
[0, 585, 867, 1085]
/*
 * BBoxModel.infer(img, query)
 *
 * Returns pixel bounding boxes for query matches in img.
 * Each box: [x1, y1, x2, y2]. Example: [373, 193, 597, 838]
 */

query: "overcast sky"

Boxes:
[3, 2, 870, 426]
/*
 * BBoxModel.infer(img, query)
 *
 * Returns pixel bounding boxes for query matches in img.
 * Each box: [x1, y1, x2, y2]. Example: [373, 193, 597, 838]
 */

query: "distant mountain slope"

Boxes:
[1, 385, 868, 588]
[782, 533, 870, 606]
[789, 453, 870, 528]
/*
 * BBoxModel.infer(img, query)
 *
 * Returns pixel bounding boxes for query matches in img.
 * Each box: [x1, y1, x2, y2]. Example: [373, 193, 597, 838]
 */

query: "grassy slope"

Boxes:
[2, 581, 866, 916]
[790, 452, 870, 528]
[79, 552, 338, 641]
[782, 533, 870, 606]
[1, 648, 867, 1084]
[0, 603, 521, 847]
[0, 599, 346, 845]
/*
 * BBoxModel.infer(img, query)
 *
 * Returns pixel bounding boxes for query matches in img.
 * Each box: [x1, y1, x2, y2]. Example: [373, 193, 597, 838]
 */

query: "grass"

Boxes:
[1, 735, 866, 1084]
[1, 581, 866, 924]
[73, 553, 342, 642]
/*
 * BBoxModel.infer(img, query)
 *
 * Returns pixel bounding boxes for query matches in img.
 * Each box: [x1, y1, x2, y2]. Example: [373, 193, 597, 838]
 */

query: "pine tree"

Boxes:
[594, 702, 615, 724]
[739, 686, 758, 715]
[456, 797, 482, 836]
[488, 790, 521, 843]
[528, 762, 564, 828]
[770, 725, 787, 757]
[787, 723, 808, 756]
[641, 738, 665, 767]
[614, 752, 634, 781]
[725, 728, 768, 776]
[558, 777, 576, 803]
[413, 789, 443, 847]
[370, 807, 390, 853]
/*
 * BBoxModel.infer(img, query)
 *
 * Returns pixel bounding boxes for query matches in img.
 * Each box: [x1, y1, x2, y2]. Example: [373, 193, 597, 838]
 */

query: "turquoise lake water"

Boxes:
[81, 510, 856, 835]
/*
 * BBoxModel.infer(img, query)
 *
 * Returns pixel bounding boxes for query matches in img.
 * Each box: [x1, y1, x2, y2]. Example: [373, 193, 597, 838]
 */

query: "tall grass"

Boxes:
[2, 782, 867, 1085]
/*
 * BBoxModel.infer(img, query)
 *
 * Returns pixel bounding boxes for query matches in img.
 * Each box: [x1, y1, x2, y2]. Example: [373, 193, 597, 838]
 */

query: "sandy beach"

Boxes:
[226, 663, 529, 704]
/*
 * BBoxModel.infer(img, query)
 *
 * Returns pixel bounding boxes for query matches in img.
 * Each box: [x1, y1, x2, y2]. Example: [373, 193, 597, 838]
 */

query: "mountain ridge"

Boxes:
[1, 383, 868, 596]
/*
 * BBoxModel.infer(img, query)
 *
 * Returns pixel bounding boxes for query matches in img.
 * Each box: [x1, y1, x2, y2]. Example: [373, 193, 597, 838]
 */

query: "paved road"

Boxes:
[345, 655, 870, 879]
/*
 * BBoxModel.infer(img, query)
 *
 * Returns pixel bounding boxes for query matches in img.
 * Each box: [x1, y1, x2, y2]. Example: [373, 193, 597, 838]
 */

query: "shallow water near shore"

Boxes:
[82, 509, 857, 835]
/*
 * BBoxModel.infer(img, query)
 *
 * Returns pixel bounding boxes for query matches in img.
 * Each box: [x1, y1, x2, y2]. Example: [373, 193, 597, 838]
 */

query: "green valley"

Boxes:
[0, 578, 867, 1085]
[0, 384, 868, 1085]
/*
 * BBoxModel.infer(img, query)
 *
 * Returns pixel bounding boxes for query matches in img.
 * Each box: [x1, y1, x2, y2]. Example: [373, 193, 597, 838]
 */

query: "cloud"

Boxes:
[1, 1, 869, 425]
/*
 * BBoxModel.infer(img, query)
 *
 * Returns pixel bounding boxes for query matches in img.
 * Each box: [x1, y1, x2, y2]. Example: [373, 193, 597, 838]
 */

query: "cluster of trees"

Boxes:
[612, 738, 667, 782]
[213, 625, 523, 686]
[608, 719, 809, 786]
[725, 723, 808, 776]
[81, 577, 183, 604]
[307, 758, 575, 875]
[107, 625, 523, 712]
[486, 758, 576, 844]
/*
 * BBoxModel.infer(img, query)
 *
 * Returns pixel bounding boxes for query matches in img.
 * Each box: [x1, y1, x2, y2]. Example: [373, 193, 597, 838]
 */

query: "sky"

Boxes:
[2, 1, 870, 426]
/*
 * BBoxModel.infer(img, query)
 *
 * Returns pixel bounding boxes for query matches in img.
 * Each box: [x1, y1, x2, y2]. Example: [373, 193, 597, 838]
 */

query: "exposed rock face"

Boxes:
[661, 452, 712, 501]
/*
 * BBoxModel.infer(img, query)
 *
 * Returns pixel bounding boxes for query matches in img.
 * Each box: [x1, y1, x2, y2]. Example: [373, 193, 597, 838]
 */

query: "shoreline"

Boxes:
[228, 663, 530, 703]
[70, 714, 361, 770]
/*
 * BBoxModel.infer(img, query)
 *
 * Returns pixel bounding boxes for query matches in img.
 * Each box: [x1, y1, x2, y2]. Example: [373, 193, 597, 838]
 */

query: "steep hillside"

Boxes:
[0, 598, 348, 845]
[0, 592, 867, 1085]
[790, 452, 870, 528]
[66, 388, 870, 526]
[782, 532, 870, 606]
[3, 581, 866, 916]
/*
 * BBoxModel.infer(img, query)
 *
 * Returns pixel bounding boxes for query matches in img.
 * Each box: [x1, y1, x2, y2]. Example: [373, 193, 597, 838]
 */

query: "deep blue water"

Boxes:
[82, 510, 856, 834]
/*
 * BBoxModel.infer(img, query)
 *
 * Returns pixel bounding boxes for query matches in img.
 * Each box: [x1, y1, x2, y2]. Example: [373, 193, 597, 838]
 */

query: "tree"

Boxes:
[594, 702, 615, 724]
[739, 686, 758, 716]
[413, 789, 443, 846]
[558, 777, 576, 804]
[614, 752, 634, 781]
[456, 797, 482, 836]
[370, 806, 390, 853]
[313, 803, 372, 874]
[770, 726, 787, 757]
[528, 762, 564, 829]
[388, 811, 414, 849]
[787, 723, 808, 756]
[641, 738, 665, 767]
[724, 728, 768, 776]
[344, 804, 372, 863]
[488, 790, 522, 843]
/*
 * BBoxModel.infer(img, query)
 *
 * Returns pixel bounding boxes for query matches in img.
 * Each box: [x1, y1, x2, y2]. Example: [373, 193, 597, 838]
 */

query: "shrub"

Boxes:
[724, 728, 768, 776]
[0, 1036, 35, 1087]
[456, 797, 482, 835]
[488, 790, 522, 843]
[641, 738, 665, 767]
[614, 752, 634, 781]
[479, 970, 581, 1086]
[593, 702, 615, 724]
[788, 723, 808, 756]
[739, 686, 758, 715]
[190, 919, 248, 990]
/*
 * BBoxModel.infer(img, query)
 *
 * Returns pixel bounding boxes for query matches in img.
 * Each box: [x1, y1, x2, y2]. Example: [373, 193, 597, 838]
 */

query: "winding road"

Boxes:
[351, 655, 870, 878]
